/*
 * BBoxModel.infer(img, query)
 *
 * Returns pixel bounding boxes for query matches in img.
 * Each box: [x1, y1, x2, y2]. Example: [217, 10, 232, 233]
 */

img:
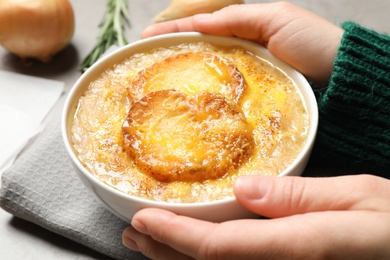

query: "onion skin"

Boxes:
[0, 0, 75, 62]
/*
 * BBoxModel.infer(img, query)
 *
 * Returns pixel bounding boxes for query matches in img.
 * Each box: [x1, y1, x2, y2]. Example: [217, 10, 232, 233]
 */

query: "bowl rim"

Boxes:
[62, 32, 319, 208]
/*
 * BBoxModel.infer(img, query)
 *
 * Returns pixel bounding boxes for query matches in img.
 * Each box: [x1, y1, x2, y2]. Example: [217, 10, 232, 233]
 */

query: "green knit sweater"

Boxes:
[310, 22, 390, 178]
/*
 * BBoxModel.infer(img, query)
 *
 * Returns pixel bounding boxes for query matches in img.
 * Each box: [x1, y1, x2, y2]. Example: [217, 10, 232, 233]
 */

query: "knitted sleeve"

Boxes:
[310, 22, 390, 178]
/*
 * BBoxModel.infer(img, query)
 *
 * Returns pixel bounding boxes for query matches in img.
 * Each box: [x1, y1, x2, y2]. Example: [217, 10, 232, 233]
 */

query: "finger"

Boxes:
[131, 208, 217, 258]
[142, 4, 277, 43]
[186, 4, 276, 43]
[234, 174, 390, 218]
[130, 208, 283, 259]
[129, 208, 305, 259]
[122, 226, 194, 260]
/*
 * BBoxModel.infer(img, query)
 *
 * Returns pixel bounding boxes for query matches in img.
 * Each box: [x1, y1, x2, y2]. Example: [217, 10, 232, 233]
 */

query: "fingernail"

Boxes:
[193, 13, 212, 21]
[234, 176, 270, 200]
[131, 218, 147, 234]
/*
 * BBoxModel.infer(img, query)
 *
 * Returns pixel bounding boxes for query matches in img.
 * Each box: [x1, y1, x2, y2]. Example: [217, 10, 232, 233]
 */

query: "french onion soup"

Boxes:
[71, 42, 309, 203]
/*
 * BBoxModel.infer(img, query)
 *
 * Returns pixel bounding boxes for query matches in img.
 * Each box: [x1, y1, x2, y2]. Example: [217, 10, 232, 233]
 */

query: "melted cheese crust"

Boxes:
[130, 52, 244, 103]
[122, 90, 254, 182]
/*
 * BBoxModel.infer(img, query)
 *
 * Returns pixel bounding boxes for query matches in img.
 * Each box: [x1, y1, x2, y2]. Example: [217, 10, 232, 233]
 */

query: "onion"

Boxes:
[0, 0, 75, 62]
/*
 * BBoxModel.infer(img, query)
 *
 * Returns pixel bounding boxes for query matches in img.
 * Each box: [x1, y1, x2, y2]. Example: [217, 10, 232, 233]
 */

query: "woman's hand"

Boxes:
[142, 2, 344, 82]
[123, 174, 390, 259]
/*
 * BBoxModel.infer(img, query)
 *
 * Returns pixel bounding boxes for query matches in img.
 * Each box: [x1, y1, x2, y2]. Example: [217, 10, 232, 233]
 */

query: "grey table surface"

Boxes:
[1, 0, 389, 259]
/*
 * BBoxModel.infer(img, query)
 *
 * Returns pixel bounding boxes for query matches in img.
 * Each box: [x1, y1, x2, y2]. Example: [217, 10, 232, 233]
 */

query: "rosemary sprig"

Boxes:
[79, 0, 130, 72]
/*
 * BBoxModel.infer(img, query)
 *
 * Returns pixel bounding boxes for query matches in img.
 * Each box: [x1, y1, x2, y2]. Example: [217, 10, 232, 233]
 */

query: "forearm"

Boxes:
[311, 22, 390, 177]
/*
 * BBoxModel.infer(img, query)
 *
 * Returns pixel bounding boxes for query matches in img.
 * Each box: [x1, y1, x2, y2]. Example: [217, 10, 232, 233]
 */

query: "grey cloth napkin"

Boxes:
[0, 116, 148, 260]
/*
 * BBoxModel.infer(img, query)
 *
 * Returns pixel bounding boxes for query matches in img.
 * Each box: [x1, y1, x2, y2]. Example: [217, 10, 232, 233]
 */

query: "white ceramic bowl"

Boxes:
[62, 33, 318, 222]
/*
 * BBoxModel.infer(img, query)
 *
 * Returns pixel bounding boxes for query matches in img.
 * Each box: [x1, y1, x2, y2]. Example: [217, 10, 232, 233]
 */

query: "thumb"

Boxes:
[233, 174, 390, 218]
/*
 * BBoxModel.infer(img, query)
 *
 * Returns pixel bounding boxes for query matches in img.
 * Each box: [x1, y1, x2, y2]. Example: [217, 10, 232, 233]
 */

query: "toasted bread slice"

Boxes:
[122, 89, 254, 182]
[129, 52, 244, 103]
